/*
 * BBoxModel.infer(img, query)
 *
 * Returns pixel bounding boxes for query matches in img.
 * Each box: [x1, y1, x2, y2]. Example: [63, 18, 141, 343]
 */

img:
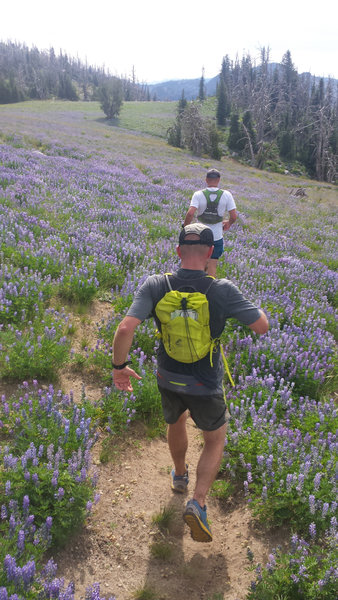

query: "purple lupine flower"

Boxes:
[47, 444, 54, 461]
[309, 522, 316, 538]
[25, 514, 35, 527]
[266, 557, 275, 574]
[85, 582, 116, 600]
[9, 515, 16, 537]
[4, 554, 16, 580]
[257, 455, 264, 467]
[41, 558, 58, 579]
[313, 472, 322, 491]
[330, 516, 337, 536]
[296, 473, 305, 492]
[21, 559, 36, 587]
[22, 495, 29, 513]
[286, 473, 293, 492]
[57, 487, 65, 500]
[298, 565, 307, 578]
[1, 505, 7, 520]
[17, 529, 25, 553]
[308, 495, 316, 514]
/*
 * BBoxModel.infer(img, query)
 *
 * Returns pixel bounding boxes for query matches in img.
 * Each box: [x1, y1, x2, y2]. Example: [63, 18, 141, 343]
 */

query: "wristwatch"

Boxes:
[112, 361, 131, 370]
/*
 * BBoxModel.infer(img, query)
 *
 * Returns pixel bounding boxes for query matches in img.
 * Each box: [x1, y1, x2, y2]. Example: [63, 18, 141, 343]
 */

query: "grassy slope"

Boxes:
[0, 99, 336, 241]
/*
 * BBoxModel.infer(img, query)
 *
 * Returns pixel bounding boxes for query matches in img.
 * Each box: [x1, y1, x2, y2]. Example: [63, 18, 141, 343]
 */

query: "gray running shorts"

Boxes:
[158, 386, 227, 431]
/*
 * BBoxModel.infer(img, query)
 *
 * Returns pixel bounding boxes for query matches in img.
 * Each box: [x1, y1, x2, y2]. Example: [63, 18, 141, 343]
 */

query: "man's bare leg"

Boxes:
[193, 424, 227, 507]
[167, 410, 188, 476]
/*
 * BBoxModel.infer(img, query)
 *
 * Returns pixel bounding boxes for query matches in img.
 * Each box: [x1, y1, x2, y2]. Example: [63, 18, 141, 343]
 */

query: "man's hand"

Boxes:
[113, 366, 142, 392]
[223, 209, 237, 231]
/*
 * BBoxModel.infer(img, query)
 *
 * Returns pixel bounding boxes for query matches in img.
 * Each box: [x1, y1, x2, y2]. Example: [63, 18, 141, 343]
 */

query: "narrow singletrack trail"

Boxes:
[55, 416, 288, 600]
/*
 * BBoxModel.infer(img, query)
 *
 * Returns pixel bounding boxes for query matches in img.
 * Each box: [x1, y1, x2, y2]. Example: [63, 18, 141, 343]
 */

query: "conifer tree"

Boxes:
[198, 68, 205, 102]
[178, 90, 187, 115]
[209, 123, 222, 160]
[216, 77, 229, 127]
[99, 78, 123, 119]
[167, 91, 187, 148]
[228, 113, 245, 153]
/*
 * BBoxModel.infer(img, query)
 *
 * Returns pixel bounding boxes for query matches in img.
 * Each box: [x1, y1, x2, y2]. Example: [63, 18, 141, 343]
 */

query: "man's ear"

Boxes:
[176, 245, 181, 258]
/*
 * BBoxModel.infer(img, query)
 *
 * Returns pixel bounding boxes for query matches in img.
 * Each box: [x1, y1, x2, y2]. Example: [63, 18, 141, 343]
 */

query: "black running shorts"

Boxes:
[158, 386, 227, 431]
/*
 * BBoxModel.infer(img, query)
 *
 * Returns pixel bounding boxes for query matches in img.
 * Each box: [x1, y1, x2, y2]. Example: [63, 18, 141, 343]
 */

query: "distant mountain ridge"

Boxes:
[148, 65, 337, 101]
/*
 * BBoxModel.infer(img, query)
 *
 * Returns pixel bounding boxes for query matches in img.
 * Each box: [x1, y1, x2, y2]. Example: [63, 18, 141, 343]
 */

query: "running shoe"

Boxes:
[183, 499, 212, 542]
[171, 465, 189, 493]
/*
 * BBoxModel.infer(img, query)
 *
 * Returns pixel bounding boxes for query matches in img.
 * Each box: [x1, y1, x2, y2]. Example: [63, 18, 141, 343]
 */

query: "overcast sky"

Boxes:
[3, 0, 337, 83]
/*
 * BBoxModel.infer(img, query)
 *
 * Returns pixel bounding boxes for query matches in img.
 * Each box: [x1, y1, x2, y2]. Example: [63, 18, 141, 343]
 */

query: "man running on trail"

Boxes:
[112, 224, 268, 543]
[183, 168, 237, 277]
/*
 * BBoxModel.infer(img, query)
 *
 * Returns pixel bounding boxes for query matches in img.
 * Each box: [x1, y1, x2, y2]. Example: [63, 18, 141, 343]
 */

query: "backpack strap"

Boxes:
[208, 341, 235, 387]
[202, 188, 224, 205]
[164, 273, 173, 292]
[166, 273, 215, 295]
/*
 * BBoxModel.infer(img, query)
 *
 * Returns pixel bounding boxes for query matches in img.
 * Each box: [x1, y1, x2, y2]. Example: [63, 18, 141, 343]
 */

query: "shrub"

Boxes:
[0, 382, 98, 548]
[247, 530, 338, 600]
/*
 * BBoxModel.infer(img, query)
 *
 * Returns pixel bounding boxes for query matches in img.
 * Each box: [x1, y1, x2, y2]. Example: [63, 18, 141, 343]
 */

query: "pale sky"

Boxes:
[3, 0, 337, 83]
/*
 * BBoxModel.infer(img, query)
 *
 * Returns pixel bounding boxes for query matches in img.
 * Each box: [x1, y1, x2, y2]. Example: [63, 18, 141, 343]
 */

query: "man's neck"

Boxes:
[180, 261, 208, 271]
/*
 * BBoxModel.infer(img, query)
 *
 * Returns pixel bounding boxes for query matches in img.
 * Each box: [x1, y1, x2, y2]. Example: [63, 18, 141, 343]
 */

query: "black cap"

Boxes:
[179, 223, 214, 247]
[206, 168, 220, 179]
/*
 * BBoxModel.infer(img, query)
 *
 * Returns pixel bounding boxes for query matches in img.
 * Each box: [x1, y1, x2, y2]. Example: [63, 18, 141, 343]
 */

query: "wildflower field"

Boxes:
[0, 100, 337, 599]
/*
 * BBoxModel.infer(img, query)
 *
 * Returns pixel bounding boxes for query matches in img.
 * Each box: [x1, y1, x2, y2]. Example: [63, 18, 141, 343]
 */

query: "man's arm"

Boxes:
[183, 205, 197, 226]
[248, 310, 269, 334]
[222, 208, 237, 231]
[112, 316, 142, 391]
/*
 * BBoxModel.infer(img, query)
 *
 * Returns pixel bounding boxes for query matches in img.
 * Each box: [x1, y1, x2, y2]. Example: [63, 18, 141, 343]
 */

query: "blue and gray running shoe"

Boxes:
[183, 499, 212, 542]
[171, 465, 189, 493]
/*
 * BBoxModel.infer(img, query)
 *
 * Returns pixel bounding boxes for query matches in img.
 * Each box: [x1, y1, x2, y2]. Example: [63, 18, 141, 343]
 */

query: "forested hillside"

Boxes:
[0, 41, 149, 103]
[167, 51, 338, 183]
[0, 41, 337, 183]
[214, 51, 337, 183]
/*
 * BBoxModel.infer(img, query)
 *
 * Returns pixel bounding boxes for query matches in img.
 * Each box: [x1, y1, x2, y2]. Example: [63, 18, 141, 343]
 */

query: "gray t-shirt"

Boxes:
[126, 269, 260, 390]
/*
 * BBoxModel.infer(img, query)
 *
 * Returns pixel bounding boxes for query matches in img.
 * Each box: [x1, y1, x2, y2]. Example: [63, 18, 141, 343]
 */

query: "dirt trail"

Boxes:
[54, 416, 288, 600]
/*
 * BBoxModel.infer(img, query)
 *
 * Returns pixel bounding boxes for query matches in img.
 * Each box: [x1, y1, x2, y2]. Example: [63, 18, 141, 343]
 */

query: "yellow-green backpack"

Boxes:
[155, 274, 235, 385]
[155, 274, 214, 363]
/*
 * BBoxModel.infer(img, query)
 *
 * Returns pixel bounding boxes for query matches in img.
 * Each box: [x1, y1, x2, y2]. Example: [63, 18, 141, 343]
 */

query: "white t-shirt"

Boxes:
[190, 187, 236, 241]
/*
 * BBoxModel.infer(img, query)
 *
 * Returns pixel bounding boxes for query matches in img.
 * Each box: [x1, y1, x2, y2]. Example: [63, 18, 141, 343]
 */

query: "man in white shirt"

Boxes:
[183, 168, 237, 277]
